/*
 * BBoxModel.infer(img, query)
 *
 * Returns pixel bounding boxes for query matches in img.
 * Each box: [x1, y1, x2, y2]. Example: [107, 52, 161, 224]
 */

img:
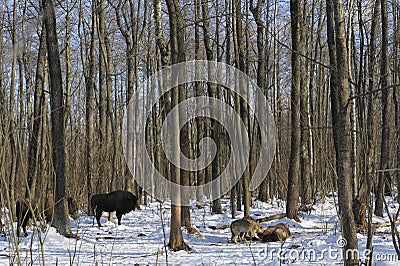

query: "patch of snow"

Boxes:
[0, 197, 399, 265]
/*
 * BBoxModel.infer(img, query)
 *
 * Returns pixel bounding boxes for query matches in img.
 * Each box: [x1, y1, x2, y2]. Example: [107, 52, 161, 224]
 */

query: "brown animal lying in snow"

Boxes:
[259, 223, 290, 242]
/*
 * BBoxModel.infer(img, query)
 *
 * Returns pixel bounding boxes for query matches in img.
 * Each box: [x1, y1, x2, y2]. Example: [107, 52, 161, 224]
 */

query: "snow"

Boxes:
[1, 196, 399, 265]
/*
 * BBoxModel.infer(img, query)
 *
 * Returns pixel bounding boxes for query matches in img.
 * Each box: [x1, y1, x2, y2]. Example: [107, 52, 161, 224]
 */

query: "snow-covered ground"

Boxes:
[1, 195, 399, 265]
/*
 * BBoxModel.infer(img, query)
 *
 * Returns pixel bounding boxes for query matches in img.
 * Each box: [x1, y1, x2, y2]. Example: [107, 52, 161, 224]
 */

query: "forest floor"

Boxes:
[0, 194, 399, 265]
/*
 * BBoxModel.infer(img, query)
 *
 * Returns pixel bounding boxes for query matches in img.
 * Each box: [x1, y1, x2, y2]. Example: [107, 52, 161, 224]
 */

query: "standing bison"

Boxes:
[90, 190, 139, 227]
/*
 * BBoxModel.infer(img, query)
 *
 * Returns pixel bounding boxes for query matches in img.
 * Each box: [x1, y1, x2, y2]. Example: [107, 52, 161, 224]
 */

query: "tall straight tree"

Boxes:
[250, 0, 267, 202]
[327, 0, 358, 263]
[82, 0, 97, 215]
[201, 0, 222, 214]
[393, 0, 400, 203]
[26, 26, 46, 200]
[98, 0, 111, 188]
[233, 0, 251, 217]
[375, 0, 391, 217]
[42, 0, 73, 236]
[286, 0, 303, 222]
[165, 0, 190, 251]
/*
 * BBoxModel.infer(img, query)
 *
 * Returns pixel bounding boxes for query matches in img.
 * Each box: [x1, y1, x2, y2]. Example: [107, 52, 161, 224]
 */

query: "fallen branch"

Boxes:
[96, 236, 134, 240]
[256, 213, 286, 223]
[208, 225, 230, 230]
[372, 218, 400, 229]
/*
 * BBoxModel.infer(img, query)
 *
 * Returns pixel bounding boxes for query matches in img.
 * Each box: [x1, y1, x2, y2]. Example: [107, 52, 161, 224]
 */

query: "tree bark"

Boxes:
[42, 0, 72, 236]
[250, 0, 267, 203]
[82, 0, 97, 215]
[201, 0, 222, 214]
[26, 26, 46, 200]
[327, 0, 358, 264]
[165, 0, 189, 251]
[233, 0, 251, 217]
[375, 0, 391, 217]
[393, 0, 400, 203]
[286, 0, 303, 222]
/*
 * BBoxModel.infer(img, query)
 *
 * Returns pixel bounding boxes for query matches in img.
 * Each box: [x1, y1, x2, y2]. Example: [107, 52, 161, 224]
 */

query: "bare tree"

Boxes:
[165, 0, 190, 251]
[26, 26, 46, 200]
[286, 0, 303, 222]
[250, 0, 267, 203]
[327, 0, 358, 263]
[233, 0, 251, 217]
[81, 0, 97, 215]
[375, 0, 391, 217]
[201, 0, 222, 214]
[42, 0, 73, 237]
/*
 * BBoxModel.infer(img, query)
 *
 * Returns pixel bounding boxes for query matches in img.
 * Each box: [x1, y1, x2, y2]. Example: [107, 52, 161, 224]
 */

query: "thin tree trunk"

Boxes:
[201, 0, 222, 214]
[393, 0, 400, 203]
[98, 0, 108, 183]
[233, 0, 251, 217]
[286, 0, 303, 222]
[64, 0, 72, 197]
[300, 2, 312, 207]
[271, 0, 281, 203]
[8, 0, 18, 220]
[250, 0, 267, 203]
[194, 0, 205, 203]
[375, 0, 391, 217]
[82, 0, 97, 215]
[26, 26, 46, 200]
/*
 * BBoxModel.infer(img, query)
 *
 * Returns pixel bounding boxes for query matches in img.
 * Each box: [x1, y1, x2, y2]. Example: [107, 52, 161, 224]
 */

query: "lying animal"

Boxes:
[90, 190, 139, 227]
[260, 223, 290, 242]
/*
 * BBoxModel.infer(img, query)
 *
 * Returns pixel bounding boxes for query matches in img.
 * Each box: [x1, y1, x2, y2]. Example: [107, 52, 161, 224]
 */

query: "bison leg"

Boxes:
[17, 214, 28, 237]
[18, 217, 28, 237]
[16, 221, 21, 237]
[116, 212, 122, 225]
[95, 211, 103, 227]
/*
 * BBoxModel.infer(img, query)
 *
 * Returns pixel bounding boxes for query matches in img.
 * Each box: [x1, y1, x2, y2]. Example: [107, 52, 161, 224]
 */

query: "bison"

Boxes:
[16, 196, 79, 237]
[90, 190, 139, 227]
[259, 223, 290, 242]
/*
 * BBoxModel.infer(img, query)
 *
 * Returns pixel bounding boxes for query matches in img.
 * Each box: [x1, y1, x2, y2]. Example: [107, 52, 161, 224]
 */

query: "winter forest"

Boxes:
[0, 0, 400, 265]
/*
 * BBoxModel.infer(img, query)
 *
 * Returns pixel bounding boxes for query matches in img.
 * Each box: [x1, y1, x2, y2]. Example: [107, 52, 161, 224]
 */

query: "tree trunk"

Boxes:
[375, 0, 391, 217]
[250, 0, 267, 203]
[327, 0, 358, 264]
[393, 0, 400, 203]
[7, 0, 18, 221]
[201, 0, 222, 214]
[97, 0, 114, 222]
[83, 0, 97, 215]
[165, 0, 189, 251]
[233, 0, 251, 217]
[98, 0, 108, 183]
[42, 0, 72, 236]
[194, 0, 205, 203]
[26, 26, 46, 200]
[286, 0, 303, 222]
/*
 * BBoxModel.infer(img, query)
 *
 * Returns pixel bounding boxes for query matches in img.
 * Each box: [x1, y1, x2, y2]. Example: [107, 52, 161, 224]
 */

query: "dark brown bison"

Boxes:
[16, 196, 79, 237]
[90, 190, 139, 227]
[259, 223, 291, 242]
